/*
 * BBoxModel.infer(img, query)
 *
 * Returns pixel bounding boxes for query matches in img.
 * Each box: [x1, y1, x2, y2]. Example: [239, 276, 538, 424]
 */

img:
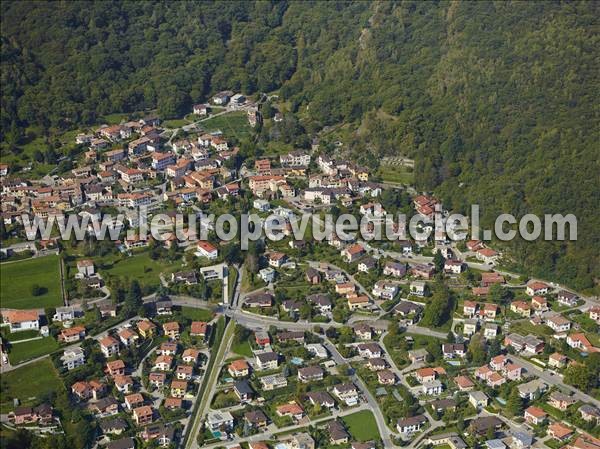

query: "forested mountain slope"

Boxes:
[1, 1, 598, 290]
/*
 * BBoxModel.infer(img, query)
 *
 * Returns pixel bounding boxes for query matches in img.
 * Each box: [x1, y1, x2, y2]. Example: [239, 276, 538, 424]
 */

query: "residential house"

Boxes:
[341, 244, 366, 263]
[463, 319, 478, 336]
[59, 326, 86, 343]
[455, 376, 475, 391]
[114, 375, 133, 393]
[256, 352, 279, 370]
[567, 333, 597, 352]
[118, 328, 139, 347]
[384, 261, 407, 278]
[182, 348, 200, 364]
[410, 281, 427, 297]
[396, 415, 427, 435]
[175, 365, 193, 380]
[357, 342, 382, 359]
[347, 295, 370, 310]
[442, 343, 466, 359]
[100, 335, 120, 358]
[298, 366, 324, 383]
[1, 309, 41, 332]
[463, 301, 478, 318]
[547, 391, 576, 411]
[244, 410, 268, 428]
[228, 359, 250, 377]
[547, 422, 573, 441]
[328, 421, 350, 445]
[106, 359, 126, 377]
[557, 290, 578, 307]
[170, 380, 188, 398]
[195, 240, 218, 259]
[372, 281, 399, 300]
[137, 320, 157, 338]
[518, 379, 548, 400]
[548, 352, 568, 369]
[332, 383, 359, 406]
[149, 372, 166, 388]
[133, 406, 154, 426]
[125, 393, 144, 411]
[61, 347, 86, 370]
[532, 296, 549, 312]
[408, 349, 429, 363]
[154, 355, 174, 371]
[579, 405, 600, 423]
[276, 402, 305, 422]
[377, 370, 396, 385]
[469, 416, 503, 436]
[422, 380, 443, 396]
[305, 391, 335, 409]
[524, 406, 547, 425]
[162, 322, 180, 339]
[234, 380, 254, 401]
[526, 281, 549, 297]
[190, 321, 208, 338]
[546, 315, 571, 333]
[260, 374, 288, 391]
[468, 391, 489, 409]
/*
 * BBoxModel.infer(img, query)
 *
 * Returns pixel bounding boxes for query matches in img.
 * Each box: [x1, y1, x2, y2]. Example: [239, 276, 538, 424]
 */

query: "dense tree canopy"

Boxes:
[1, 1, 599, 290]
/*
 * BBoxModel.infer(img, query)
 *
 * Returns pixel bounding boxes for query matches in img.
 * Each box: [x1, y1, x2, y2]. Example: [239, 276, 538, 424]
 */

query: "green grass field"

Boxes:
[201, 111, 252, 140]
[0, 256, 63, 309]
[180, 307, 214, 322]
[0, 329, 39, 342]
[231, 340, 253, 358]
[164, 118, 189, 128]
[0, 358, 64, 413]
[342, 410, 380, 441]
[99, 252, 181, 290]
[7, 337, 60, 364]
[376, 164, 414, 185]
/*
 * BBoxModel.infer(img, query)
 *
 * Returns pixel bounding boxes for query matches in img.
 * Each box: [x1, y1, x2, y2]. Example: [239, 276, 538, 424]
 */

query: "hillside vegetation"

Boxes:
[1, 1, 598, 291]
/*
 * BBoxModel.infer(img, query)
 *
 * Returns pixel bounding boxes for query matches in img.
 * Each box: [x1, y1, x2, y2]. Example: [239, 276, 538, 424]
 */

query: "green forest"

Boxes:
[1, 1, 599, 291]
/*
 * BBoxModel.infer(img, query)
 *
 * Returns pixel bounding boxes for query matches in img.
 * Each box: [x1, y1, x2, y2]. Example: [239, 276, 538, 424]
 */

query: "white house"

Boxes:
[259, 267, 276, 283]
[410, 281, 426, 297]
[2, 309, 41, 333]
[422, 380, 443, 396]
[61, 347, 86, 370]
[195, 241, 218, 260]
[396, 415, 427, 435]
[77, 259, 95, 277]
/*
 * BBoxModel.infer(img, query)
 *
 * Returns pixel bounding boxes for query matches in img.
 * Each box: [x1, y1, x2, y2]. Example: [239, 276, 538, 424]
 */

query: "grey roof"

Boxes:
[256, 351, 279, 363]
[512, 431, 533, 447]
[234, 380, 254, 396]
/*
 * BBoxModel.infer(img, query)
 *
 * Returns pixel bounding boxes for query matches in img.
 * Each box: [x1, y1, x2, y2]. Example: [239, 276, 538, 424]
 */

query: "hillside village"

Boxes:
[1, 91, 600, 449]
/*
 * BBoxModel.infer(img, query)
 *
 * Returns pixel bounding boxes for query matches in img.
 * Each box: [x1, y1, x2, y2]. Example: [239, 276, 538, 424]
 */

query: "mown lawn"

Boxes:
[0, 256, 63, 309]
[99, 251, 182, 290]
[180, 307, 214, 322]
[0, 329, 40, 342]
[200, 111, 252, 140]
[342, 410, 380, 441]
[231, 340, 253, 358]
[7, 337, 60, 364]
[0, 358, 64, 413]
